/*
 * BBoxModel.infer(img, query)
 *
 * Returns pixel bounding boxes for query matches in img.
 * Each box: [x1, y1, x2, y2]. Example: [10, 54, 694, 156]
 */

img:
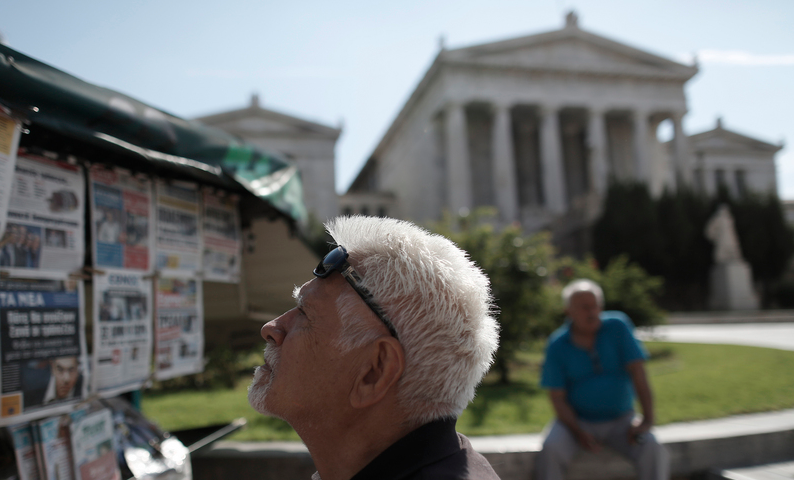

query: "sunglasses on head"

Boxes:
[313, 245, 399, 340]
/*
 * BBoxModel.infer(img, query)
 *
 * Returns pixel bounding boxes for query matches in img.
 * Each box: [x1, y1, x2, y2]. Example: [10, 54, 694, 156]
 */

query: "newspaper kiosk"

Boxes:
[0, 43, 315, 480]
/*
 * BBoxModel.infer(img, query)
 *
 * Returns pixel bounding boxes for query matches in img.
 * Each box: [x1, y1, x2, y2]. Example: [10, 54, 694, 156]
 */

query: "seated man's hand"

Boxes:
[575, 430, 601, 452]
[627, 417, 652, 445]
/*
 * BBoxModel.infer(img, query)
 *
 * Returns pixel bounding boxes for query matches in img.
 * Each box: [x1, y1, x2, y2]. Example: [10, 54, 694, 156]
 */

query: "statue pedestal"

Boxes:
[709, 261, 759, 311]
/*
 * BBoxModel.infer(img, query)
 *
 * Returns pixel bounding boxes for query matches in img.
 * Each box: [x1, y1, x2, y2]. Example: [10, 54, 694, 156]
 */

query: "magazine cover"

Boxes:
[154, 277, 203, 380]
[9, 423, 41, 480]
[1, 154, 85, 274]
[0, 112, 21, 242]
[201, 190, 241, 283]
[36, 414, 74, 480]
[155, 181, 201, 275]
[91, 270, 152, 396]
[89, 167, 153, 272]
[69, 408, 120, 480]
[0, 273, 87, 425]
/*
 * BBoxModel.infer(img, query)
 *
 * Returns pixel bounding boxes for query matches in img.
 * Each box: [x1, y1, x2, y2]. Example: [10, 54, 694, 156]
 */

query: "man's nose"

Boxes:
[260, 316, 287, 345]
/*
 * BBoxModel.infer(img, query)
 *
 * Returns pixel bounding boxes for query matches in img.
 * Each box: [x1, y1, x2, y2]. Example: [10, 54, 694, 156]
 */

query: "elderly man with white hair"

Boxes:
[535, 279, 668, 480]
[248, 216, 501, 480]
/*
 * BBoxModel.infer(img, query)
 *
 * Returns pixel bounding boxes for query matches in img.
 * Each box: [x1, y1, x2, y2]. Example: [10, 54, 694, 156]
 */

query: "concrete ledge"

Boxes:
[710, 460, 794, 480]
[666, 310, 794, 325]
[191, 409, 794, 480]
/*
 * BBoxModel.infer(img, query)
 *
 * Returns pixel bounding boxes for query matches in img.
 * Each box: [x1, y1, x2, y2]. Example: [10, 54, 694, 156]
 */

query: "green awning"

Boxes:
[0, 44, 307, 224]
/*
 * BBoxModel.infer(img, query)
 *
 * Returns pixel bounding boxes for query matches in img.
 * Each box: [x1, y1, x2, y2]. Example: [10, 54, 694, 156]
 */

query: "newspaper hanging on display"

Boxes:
[0, 112, 22, 240]
[1, 155, 85, 274]
[91, 271, 152, 395]
[154, 277, 203, 380]
[36, 414, 75, 480]
[155, 181, 201, 275]
[202, 190, 241, 283]
[89, 167, 153, 272]
[69, 408, 121, 480]
[9, 422, 40, 480]
[0, 274, 87, 426]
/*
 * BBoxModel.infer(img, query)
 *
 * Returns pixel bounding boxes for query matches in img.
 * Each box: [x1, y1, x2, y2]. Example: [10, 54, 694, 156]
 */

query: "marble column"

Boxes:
[445, 102, 472, 214]
[671, 112, 692, 187]
[632, 110, 650, 182]
[587, 108, 608, 195]
[492, 102, 518, 222]
[539, 105, 567, 213]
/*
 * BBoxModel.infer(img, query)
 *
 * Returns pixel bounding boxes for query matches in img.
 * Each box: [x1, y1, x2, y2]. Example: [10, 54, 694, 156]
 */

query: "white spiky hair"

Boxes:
[325, 215, 499, 424]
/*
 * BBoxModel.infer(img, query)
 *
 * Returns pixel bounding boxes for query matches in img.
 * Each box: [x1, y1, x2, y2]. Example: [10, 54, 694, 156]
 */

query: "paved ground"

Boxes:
[637, 322, 794, 351]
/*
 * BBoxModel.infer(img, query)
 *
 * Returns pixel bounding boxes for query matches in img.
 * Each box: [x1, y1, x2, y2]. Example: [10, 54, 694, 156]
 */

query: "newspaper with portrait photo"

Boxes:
[0, 273, 87, 426]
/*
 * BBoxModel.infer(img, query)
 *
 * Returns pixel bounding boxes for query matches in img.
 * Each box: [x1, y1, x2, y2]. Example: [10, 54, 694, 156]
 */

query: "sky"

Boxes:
[3, 0, 793, 198]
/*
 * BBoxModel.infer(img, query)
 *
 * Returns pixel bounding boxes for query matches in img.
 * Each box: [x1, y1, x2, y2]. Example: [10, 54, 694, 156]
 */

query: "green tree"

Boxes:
[592, 182, 662, 276]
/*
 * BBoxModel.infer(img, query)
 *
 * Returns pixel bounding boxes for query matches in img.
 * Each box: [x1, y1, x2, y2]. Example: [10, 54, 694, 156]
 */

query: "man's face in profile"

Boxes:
[51, 357, 79, 399]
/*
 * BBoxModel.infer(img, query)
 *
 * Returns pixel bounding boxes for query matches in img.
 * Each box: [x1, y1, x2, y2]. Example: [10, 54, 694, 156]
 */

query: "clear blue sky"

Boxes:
[3, 0, 793, 198]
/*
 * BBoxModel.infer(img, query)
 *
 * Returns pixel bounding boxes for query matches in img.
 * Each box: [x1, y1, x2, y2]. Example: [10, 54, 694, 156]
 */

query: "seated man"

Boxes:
[248, 216, 501, 480]
[536, 279, 668, 480]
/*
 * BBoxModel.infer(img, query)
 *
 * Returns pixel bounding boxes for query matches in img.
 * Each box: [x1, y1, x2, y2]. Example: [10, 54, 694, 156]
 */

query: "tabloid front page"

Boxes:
[0, 112, 21, 241]
[201, 190, 241, 283]
[155, 181, 201, 275]
[154, 277, 204, 380]
[89, 167, 153, 272]
[1, 155, 85, 274]
[91, 271, 152, 396]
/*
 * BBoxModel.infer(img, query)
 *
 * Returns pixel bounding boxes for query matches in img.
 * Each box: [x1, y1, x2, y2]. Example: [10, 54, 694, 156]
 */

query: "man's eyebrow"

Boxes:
[292, 286, 305, 309]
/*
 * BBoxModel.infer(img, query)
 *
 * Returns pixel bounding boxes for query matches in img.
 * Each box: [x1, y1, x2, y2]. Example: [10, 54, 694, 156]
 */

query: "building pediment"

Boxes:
[197, 97, 341, 140]
[442, 24, 698, 81]
[689, 121, 782, 154]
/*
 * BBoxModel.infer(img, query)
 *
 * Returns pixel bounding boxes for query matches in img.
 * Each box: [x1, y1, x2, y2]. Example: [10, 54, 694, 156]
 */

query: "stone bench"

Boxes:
[191, 409, 794, 480]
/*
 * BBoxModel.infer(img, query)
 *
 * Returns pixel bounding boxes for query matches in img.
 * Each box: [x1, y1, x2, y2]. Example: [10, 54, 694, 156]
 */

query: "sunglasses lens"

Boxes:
[314, 246, 347, 278]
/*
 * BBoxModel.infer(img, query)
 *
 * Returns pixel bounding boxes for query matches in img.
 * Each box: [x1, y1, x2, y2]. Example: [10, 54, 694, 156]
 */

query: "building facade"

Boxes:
[198, 95, 342, 222]
[344, 13, 782, 251]
[688, 118, 780, 198]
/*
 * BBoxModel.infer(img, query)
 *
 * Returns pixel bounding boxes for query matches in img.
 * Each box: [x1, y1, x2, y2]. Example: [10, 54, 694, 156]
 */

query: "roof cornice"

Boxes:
[197, 105, 342, 139]
[348, 22, 698, 193]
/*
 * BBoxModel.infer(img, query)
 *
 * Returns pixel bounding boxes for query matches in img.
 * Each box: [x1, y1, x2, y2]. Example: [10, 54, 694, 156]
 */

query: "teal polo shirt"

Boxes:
[540, 311, 648, 422]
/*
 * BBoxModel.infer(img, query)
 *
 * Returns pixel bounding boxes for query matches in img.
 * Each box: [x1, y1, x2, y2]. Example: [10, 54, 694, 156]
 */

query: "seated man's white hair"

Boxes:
[562, 278, 604, 308]
[325, 216, 499, 426]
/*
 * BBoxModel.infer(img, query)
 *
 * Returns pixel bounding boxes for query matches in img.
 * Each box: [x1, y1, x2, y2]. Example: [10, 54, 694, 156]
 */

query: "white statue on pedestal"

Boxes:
[705, 204, 743, 263]
[704, 204, 759, 310]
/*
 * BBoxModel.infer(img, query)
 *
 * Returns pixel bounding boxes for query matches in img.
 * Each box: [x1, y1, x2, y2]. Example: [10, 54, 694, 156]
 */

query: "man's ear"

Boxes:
[350, 337, 404, 409]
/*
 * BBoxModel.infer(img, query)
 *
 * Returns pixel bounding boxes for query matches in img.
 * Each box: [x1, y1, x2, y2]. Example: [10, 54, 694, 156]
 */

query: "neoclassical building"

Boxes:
[343, 13, 780, 251]
[688, 118, 781, 197]
[198, 94, 342, 222]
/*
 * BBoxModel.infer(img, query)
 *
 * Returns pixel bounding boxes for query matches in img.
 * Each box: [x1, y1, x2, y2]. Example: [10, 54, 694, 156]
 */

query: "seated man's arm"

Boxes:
[548, 389, 600, 452]
[626, 360, 654, 442]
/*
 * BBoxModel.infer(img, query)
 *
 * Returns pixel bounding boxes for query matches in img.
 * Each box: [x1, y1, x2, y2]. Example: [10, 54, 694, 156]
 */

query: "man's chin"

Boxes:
[248, 366, 277, 417]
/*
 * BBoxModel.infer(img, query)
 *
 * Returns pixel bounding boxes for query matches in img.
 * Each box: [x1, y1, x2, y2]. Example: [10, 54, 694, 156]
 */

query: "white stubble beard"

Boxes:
[247, 346, 280, 416]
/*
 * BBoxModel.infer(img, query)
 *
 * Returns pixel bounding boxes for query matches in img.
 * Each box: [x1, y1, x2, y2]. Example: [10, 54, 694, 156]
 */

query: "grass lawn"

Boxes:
[141, 342, 794, 441]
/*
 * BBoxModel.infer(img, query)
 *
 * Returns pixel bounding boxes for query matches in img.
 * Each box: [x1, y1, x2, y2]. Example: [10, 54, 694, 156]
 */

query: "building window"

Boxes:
[735, 169, 748, 197]
[377, 206, 387, 217]
[360, 206, 369, 216]
[342, 207, 353, 216]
